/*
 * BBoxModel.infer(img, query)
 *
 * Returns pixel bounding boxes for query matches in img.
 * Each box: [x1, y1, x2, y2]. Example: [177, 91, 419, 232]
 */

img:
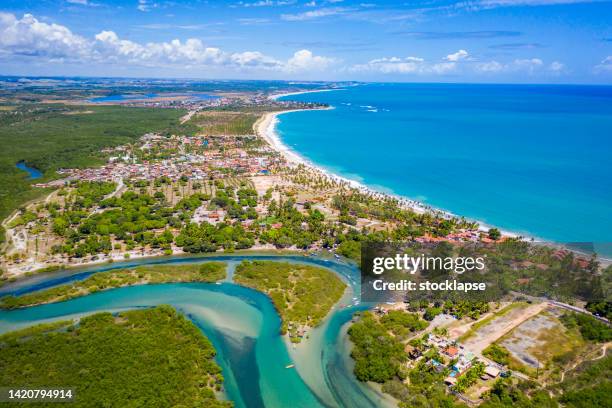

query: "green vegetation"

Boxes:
[380, 310, 429, 339]
[585, 301, 612, 320]
[488, 228, 502, 240]
[348, 311, 408, 383]
[484, 344, 511, 366]
[481, 378, 556, 408]
[556, 354, 612, 408]
[0, 262, 226, 309]
[0, 320, 72, 343]
[233, 260, 345, 340]
[0, 104, 189, 241]
[189, 110, 261, 135]
[453, 361, 485, 393]
[560, 312, 612, 343]
[0, 306, 231, 407]
[482, 353, 612, 408]
[347, 311, 429, 383]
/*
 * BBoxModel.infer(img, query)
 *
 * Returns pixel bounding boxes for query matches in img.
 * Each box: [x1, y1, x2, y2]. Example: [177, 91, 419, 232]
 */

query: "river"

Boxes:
[0, 254, 394, 408]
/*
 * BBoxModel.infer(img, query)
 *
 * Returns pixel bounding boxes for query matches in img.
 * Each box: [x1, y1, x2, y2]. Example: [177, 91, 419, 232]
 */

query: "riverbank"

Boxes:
[0, 254, 385, 408]
[0, 262, 227, 309]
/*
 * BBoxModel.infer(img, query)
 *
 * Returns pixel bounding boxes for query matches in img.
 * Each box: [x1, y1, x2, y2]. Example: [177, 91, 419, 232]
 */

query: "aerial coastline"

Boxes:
[256, 95, 525, 239]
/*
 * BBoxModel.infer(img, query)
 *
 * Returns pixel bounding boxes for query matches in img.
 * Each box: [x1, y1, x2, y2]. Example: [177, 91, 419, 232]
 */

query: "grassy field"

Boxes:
[234, 260, 346, 341]
[190, 110, 261, 135]
[0, 262, 226, 309]
[0, 104, 191, 244]
[0, 306, 231, 407]
[188, 105, 290, 135]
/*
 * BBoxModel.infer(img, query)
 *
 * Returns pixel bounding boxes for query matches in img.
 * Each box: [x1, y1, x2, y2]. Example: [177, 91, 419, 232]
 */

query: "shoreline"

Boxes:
[268, 88, 345, 101]
[256, 100, 612, 263]
[255, 107, 524, 238]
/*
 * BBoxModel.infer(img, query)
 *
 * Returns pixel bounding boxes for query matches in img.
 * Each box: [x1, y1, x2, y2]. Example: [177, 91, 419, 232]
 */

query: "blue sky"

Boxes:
[1, 0, 611, 83]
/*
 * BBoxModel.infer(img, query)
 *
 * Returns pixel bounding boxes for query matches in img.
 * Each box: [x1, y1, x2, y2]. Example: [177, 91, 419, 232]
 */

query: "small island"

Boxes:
[0, 262, 226, 309]
[0, 305, 232, 407]
[234, 260, 346, 342]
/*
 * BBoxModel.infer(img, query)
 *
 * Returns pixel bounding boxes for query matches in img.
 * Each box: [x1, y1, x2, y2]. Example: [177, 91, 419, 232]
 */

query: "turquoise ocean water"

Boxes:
[277, 83, 612, 245]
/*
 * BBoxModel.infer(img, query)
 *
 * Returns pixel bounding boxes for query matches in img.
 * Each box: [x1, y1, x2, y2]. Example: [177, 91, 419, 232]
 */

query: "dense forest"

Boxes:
[0, 305, 232, 407]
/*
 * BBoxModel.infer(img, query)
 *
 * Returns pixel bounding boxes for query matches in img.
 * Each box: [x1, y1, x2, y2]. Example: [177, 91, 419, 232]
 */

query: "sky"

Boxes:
[0, 0, 611, 84]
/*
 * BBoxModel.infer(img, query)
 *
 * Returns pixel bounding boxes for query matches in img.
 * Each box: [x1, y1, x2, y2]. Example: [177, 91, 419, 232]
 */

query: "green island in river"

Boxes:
[0, 262, 226, 309]
[0, 305, 231, 407]
[234, 260, 346, 342]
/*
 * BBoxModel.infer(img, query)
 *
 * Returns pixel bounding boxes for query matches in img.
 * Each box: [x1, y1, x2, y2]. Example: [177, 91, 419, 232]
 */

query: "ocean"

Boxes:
[277, 83, 612, 246]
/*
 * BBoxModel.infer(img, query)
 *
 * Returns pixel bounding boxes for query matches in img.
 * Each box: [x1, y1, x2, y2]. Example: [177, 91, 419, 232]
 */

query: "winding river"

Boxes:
[0, 255, 393, 408]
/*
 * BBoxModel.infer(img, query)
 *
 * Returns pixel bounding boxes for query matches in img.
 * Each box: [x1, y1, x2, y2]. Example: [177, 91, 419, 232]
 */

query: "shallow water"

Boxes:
[0, 255, 387, 408]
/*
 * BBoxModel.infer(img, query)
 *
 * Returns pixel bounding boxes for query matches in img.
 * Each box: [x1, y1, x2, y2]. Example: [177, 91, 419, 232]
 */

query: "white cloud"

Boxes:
[475, 60, 504, 72]
[476, 58, 563, 75]
[512, 58, 543, 72]
[236, 18, 271, 25]
[351, 56, 428, 74]
[431, 62, 457, 73]
[445, 49, 468, 62]
[351, 51, 469, 75]
[137, 0, 157, 12]
[595, 56, 612, 73]
[454, 0, 603, 11]
[66, 0, 90, 4]
[285, 49, 335, 72]
[0, 13, 90, 60]
[0, 13, 333, 74]
[549, 61, 565, 73]
[281, 7, 349, 21]
[234, 0, 296, 7]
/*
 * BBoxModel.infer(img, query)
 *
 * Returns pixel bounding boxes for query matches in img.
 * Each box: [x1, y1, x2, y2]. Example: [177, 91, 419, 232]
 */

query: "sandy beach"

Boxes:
[255, 109, 488, 223]
[254, 100, 525, 239]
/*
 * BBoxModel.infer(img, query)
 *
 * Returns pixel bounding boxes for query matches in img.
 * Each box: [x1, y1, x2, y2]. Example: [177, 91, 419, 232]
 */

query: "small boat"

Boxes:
[285, 364, 295, 369]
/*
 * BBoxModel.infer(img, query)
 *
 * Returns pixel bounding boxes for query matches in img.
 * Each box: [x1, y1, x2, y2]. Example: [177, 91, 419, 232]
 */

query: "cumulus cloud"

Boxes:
[350, 56, 458, 74]
[285, 49, 335, 72]
[476, 58, 564, 75]
[0, 12, 332, 74]
[445, 49, 468, 62]
[352, 50, 470, 75]
[475, 60, 504, 72]
[0, 13, 90, 59]
[513, 58, 543, 72]
[351, 56, 424, 74]
[549, 61, 565, 73]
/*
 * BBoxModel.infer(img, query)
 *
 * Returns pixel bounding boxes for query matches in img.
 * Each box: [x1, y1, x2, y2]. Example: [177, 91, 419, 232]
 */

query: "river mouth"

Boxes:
[0, 254, 389, 408]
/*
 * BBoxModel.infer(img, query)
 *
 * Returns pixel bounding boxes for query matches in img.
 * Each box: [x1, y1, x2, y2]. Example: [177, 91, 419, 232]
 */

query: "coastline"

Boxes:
[269, 88, 345, 101]
[256, 105, 612, 264]
[255, 107, 523, 238]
